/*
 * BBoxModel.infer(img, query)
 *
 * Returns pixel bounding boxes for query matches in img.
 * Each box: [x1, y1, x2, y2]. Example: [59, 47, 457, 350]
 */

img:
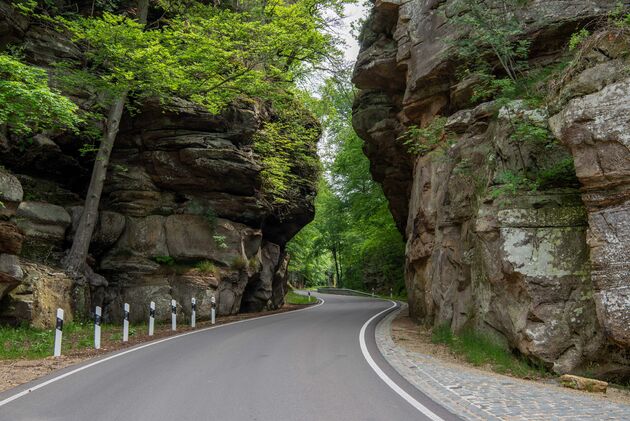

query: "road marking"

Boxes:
[359, 300, 445, 421]
[0, 297, 325, 408]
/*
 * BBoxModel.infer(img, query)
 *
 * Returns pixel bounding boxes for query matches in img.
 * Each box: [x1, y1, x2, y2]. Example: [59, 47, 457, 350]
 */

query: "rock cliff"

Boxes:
[0, 2, 318, 326]
[353, 0, 629, 379]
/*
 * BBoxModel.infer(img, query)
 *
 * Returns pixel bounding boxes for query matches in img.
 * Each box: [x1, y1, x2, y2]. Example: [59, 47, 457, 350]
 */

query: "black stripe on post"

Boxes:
[171, 305, 176, 314]
[124, 310, 129, 321]
[56, 317, 63, 331]
[149, 308, 155, 317]
[192, 302, 196, 311]
[95, 314, 102, 326]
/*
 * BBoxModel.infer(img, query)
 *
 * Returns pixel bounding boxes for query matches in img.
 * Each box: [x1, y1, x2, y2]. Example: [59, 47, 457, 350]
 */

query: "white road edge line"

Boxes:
[0, 296, 325, 408]
[359, 300, 445, 421]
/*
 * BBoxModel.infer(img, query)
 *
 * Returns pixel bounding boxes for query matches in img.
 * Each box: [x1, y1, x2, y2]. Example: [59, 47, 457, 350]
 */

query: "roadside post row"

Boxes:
[53, 295, 217, 357]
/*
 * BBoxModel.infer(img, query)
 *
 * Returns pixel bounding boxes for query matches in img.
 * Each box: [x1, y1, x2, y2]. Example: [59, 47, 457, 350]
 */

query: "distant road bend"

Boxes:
[0, 293, 460, 421]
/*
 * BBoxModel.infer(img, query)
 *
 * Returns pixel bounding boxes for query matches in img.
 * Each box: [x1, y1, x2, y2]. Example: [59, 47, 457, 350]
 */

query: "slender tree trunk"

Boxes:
[64, 94, 126, 275]
[64, 0, 148, 276]
[331, 244, 341, 288]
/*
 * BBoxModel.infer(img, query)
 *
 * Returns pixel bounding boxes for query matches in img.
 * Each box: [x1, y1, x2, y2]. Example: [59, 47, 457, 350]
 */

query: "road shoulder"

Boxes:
[375, 305, 630, 421]
[0, 303, 315, 394]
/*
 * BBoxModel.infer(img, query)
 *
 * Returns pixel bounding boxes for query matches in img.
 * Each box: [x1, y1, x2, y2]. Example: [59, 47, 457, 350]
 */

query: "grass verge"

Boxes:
[285, 290, 315, 305]
[0, 322, 145, 360]
[431, 324, 548, 378]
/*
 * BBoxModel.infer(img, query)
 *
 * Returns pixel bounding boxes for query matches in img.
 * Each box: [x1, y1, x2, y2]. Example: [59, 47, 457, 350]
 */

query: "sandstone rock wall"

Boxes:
[353, 0, 629, 377]
[0, 2, 316, 326]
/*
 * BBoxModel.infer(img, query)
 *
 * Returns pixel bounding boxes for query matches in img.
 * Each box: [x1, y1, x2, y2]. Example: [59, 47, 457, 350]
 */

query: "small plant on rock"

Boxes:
[153, 255, 175, 266]
[213, 235, 228, 249]
[195, 260, 216, 275]
[398, 117, 453, 156]
[230, 256, 248, 271]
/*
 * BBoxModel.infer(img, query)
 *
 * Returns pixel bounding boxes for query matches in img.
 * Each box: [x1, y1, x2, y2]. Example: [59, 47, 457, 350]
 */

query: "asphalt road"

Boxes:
[0, 293, 460, 421]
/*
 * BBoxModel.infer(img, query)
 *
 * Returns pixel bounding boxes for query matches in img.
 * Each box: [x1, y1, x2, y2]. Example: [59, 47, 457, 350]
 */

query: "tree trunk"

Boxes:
[63, 0, 148, 276]
[332, 244, 341, 288]
[63, 94, 126, 275]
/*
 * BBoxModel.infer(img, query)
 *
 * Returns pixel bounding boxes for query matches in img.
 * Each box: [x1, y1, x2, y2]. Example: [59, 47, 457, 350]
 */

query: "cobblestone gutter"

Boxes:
[375, 305, 630, 421]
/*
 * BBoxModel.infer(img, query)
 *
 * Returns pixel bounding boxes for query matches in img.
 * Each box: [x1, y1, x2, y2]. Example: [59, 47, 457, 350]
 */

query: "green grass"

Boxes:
[431, 324, 548, 378]
[285, 290, 315, 305]
[0, 324, 54, 359]
[0, 322, 141, 360]
[195, 260, 216, 274]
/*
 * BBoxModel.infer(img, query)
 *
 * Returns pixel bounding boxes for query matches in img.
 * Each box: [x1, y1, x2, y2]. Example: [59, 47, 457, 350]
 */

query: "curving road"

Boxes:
[0, 293, 460, 421]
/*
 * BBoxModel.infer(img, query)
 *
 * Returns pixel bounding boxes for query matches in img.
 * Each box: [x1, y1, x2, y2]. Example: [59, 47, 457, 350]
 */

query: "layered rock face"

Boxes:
[353, 0, 629, 376]
[0, 2, 317, 325]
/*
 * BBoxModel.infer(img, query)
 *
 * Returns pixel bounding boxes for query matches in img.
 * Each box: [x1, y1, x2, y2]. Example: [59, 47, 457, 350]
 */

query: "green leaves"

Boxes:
[253, 99, 321, 206]
[398, 117, 452, 156]
[52, 0, 346, 113]
[450, 0, 531, 94]
[286, 73, 405, 292]
[0, 54, 80, 135]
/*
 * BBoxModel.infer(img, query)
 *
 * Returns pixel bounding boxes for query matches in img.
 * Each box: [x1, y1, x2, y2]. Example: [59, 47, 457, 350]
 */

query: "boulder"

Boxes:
[560, 374, 608, 393]
[67, 207, 126, 254]
[0, 261, 80, 328]
[15, 201, 71, 241]
[0, 167, 23, 217]
[15, 201, 72, 261]
[164, 215, 262, 266]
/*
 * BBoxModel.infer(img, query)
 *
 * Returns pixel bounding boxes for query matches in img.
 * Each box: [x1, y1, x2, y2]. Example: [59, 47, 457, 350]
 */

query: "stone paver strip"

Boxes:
[375, 305, 630, 421]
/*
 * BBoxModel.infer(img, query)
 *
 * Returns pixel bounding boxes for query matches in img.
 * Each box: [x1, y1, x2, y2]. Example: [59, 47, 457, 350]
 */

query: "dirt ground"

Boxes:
[391, 308, 630, 406]
[0, 304, 309, 394]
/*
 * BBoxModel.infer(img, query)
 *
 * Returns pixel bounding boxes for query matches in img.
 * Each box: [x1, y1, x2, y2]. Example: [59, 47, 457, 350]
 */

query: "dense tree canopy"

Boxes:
[287, 72, 406, 295]
[0, 54, 80, 135]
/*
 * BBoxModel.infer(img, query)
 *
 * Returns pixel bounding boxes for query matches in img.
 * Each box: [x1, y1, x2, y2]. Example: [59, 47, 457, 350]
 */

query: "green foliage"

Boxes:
[431, 324, 548, 378]
[509, 118, 552, 146]
[52, 0, 346, 112]
[284, 290, 314, 305]
[398, 117, 452, 156]
[536, 157, 578, 189]
[610, 2, 630, 28]
[230, 256, 248, 270]
[491, 155, 578, 199]
[491, 170, 537, 198]
[569, 28, 591, 51]
[450, 0, 531, 83]
[0, 54, 80, 135]
[213, 235, 228, 249]
[153, 255, 175, 266]
[253, 99, 321, 207]
[287, 72, 405, 294]
[195, 260, 217, 274]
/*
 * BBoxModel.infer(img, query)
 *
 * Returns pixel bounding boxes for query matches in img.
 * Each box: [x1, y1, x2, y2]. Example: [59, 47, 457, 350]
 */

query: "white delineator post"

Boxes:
[390, 288, 393, 299]
[123, 303, 130, 342]
[171, 299, 177, 331]
[191, 297, 196, 328]
[53, 308, 63, 357]
[211, 295, 216, 325]
[308, 291, 311, 303]
[148, 301, 155, 336]
[94, 306, 102, 350]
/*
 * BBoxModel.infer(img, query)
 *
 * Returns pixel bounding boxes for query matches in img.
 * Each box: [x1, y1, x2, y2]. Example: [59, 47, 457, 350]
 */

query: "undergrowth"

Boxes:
[431, 324, 548, 378]
[0, 322, 138, 360]
[284, 290, 315, 305]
